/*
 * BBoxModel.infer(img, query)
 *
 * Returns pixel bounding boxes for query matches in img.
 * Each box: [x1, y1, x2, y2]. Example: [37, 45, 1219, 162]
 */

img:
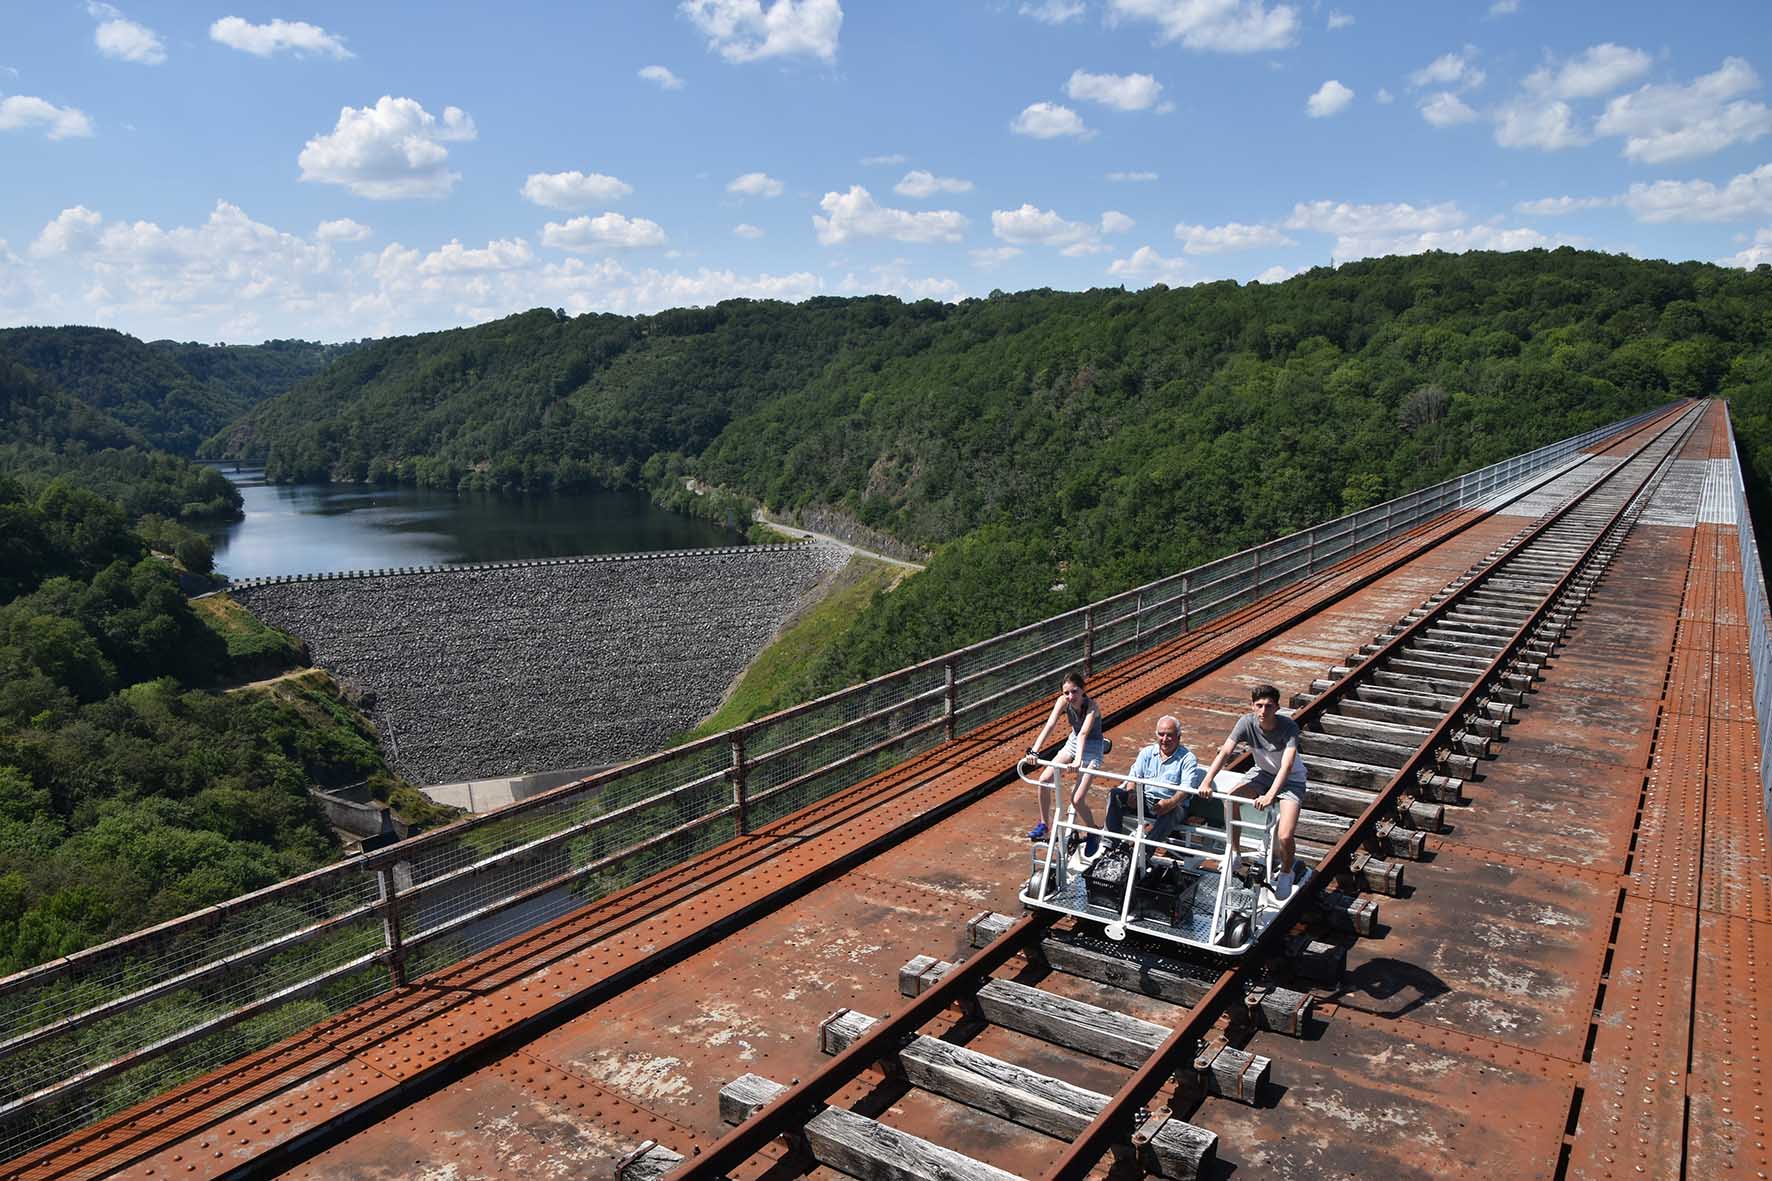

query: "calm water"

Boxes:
[206, 466, 744, 580]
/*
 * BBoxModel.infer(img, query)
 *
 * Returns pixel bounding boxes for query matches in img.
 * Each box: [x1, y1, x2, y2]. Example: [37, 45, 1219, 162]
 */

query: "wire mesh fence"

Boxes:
[1723, 411, 1772, 846]
[0, 402, 1673, 1163]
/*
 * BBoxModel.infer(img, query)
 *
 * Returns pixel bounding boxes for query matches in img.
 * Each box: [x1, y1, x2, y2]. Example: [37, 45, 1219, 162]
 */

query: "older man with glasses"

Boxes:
[1103, 714, 1205, 852]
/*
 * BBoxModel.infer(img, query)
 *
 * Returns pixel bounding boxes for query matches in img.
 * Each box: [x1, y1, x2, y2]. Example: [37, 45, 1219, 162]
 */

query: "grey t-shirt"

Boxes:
[1230, 712, 1308, 786]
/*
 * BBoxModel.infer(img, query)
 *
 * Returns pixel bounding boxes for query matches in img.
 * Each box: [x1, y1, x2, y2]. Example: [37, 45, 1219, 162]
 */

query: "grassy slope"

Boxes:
[690, 555, 907, 736]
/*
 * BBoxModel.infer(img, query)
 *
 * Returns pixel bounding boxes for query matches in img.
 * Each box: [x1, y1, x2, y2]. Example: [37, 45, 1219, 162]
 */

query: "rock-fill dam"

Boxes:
[233, 542, 849, 784]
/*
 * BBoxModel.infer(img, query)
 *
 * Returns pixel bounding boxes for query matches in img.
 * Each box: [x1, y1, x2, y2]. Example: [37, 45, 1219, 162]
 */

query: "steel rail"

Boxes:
[0, 405, 1675, 1008]
[0, 403, 1688, 1164]
[663, 913, 1052, 1181]
[1038, 400, 1704, 1181]
[655, 402, 1694, 1181]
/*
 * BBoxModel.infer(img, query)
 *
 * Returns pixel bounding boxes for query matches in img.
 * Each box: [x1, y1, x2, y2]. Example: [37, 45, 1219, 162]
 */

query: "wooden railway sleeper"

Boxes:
[1374, 818, 1428, 859]
[1349, 850, 1405, 895]
[966, 917, 1314, 1037]
[1396, 794, 1446, 830]
[1311, 890, 1379, 936]
[717, 1071, 1103, 1181]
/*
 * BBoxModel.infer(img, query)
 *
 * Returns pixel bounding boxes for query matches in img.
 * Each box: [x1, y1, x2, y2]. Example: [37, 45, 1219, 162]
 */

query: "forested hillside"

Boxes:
[0, 356, 240, 524]
[212, 249, 1772, 709]
[0, 327, 352, 456]
[0, 355, 414, 972]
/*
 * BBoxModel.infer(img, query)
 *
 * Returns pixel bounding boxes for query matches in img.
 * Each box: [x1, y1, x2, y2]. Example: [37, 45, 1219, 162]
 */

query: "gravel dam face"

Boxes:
[233, 544, 848, 784]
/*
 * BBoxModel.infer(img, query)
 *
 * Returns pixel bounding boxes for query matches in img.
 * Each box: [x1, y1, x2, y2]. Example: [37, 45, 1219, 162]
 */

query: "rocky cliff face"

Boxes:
[235, 543, 847, 784]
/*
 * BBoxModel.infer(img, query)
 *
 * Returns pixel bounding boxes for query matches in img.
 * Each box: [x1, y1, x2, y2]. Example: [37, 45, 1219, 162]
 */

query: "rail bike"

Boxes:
[1015, 753, 1308, 956]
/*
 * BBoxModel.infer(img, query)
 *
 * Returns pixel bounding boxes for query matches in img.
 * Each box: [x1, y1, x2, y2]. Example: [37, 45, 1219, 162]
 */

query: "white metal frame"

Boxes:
[1015, 756, 1289, 954]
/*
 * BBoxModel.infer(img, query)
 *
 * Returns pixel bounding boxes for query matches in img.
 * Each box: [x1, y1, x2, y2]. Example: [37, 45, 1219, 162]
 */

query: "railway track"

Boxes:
[0, 401, 1708, 1181]
[627, 402, 1707, 1181]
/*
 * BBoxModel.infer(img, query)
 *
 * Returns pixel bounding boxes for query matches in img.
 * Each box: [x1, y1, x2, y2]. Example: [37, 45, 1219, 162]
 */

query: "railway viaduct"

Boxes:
[1, 398, 1766, 1181]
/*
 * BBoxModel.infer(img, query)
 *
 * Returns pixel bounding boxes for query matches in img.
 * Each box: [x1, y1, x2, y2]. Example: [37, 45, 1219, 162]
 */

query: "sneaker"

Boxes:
[1028, 822, 1050, 841]
[1083, 835, 1101, 860]
[1271, 865, 1294, 901]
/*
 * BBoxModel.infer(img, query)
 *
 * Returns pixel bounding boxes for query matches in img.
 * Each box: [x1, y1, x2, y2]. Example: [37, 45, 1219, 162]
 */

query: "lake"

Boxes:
[206, 466, 746, 581]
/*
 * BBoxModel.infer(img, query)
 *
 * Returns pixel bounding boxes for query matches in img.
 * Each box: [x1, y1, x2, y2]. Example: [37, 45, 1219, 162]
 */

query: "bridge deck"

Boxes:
[11, 401, 1766, 1181]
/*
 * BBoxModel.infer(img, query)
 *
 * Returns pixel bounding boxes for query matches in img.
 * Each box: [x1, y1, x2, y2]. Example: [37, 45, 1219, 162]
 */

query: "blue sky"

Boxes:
[2, 0, 1769, 343]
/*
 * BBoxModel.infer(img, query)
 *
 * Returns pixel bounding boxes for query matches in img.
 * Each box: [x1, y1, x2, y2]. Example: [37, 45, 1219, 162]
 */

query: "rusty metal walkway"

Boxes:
[5, 399, 1767, 1181]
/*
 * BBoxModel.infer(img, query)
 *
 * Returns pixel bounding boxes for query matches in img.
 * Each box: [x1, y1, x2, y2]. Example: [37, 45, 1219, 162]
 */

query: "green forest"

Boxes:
[209, 248, 1772, 708]
[0, 327, 351, 457]
[3, 247, 1770, 969]
[0, 346, 410, 975]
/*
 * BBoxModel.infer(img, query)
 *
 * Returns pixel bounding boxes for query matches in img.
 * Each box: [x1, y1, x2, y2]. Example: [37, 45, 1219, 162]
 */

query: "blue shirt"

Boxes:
[1129, 741, 1204, 800]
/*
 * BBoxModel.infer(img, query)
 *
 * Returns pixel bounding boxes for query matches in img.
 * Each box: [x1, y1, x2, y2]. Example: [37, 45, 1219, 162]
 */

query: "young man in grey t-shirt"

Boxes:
[1199, 683, 1309, 899]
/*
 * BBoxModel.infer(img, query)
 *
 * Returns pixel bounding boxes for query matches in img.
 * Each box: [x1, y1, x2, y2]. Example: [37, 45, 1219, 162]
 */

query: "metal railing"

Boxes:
[1722, 406, 1772, 844]
[0, 403, 1672, 1162]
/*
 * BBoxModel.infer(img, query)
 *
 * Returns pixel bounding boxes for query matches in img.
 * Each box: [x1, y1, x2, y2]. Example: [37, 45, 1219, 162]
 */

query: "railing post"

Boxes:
[943, 660, 957, 741]
[375, 866, 406, 988]
[1385, 499, 1394, 538]
[1307, 530, 1316, 573]
[730, 730, 749, 835]
[1082, 607, 1095, 675]
[1134, 590, 1143, 649]
[1252, 549, 1262, 600]
[1182, 574, 1191, 632]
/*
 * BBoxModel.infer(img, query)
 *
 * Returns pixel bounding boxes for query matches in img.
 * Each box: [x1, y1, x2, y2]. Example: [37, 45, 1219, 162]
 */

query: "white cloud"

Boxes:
[537, 259, 823, 315]
[681, 0, 842, 64]
[970, 245, 1022, 268]
[894, 170, 973, 198]
[837, 261, 964, 302]
[813, 186, 966, 245]
[1720, 228, 1772, 268]
[1285, 198, 1560, 259]
[12, 199, 831, 340]
[1375, 88, 1394, 105]
[315, 217, 371, 241]
[728, 171, 785, 197]
[89, 4, 165, 65]
[1595, 58, 1772, 164]
[1253, 263, 1305, 282]
[1513, 195, 1616, 216]
[1011, 101, 1093, 139]
[1107, 0, 1299, 53]
[638, 64, 685, 89]
[1421, 92, 1478, 127]
[1100, 210, 1135, 234]
[1286, 199, 1466, 237]
[1494, 99, 1587, 150]
[30, 206, 105, 257]
[1067, 69, 1165, 111]
[1107, 245, 1191, 285]
[1523, 43, 1650, 100]
[298, 96, 476, 199]
[1020, 0, 1086, 23]
[209, 16, 351, 59]
[415, 239, 533, 274]
[991, 203, 1100, 253]
[1623, 163, 1772, 223]
[1106, 170, 1159, 182]
[1174, 220, 1295, 253]
[1409, 48, 1484, 92]
[1307, 80, 1354, 118]
[24, 201, 342, 337]
[1489, 0, 1519, 13]
[542, 212, 668, 251]
[0, 95, 94, 139]
[522, 171, 634, 210]
[733, 222, 765, 238]
[1326, 9, 1352, 29]
[861, 153, 905, 165]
